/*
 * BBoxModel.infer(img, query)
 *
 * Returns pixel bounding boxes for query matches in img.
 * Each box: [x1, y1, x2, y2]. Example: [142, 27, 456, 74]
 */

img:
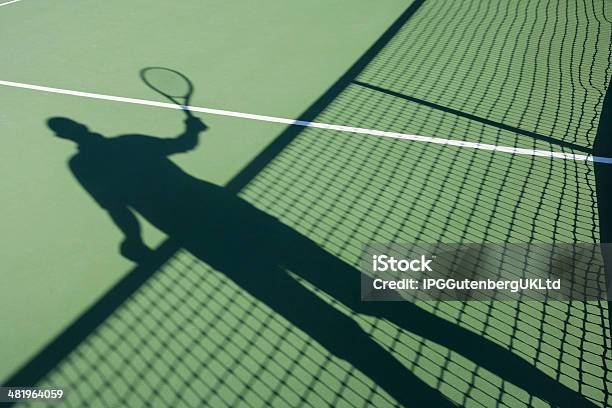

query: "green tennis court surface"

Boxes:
[1, 0, 611, 407]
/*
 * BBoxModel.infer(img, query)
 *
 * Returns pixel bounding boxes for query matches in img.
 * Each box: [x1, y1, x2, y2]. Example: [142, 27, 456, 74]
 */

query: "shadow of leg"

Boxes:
[210, 260, 456, 408]
[280, 233, 599, 408]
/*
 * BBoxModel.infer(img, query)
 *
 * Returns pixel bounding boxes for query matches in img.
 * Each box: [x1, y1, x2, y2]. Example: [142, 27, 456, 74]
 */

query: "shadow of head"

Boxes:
[47, 117, 92, 143]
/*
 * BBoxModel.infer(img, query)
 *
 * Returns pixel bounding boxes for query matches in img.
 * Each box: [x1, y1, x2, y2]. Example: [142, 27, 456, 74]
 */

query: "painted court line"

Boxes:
[0, 0, 24, 8]
[1, 79, 610, 164]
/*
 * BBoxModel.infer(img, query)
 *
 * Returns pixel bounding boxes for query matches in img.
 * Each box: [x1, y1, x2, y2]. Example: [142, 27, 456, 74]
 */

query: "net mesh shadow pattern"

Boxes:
[13, 0, 612, 407]
[240, 0, 612, 406]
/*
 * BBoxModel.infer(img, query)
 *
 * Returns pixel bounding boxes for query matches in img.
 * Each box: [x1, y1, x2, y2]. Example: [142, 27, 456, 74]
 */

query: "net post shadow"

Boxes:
[593, 78, 612, 342]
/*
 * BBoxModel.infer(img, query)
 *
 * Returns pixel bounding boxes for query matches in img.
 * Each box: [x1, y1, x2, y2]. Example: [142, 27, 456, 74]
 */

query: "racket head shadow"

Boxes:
[140, 67, 194, 114]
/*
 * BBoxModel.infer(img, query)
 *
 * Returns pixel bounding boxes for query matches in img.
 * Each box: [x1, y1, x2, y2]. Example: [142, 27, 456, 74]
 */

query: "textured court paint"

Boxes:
[0, 0, 409, 383]
[3, 79, 611, 163]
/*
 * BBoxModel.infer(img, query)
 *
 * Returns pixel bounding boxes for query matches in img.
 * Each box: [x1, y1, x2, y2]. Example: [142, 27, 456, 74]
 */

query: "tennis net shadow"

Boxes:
[351, 80, 592, 154]
[5, 0, 612, 407]
[236, 0, 611, 406]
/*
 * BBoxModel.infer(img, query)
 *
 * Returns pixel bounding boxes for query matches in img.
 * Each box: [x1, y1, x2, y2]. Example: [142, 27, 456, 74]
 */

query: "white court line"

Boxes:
[0, 0, 24, 8]
[1, 79, 610, 164]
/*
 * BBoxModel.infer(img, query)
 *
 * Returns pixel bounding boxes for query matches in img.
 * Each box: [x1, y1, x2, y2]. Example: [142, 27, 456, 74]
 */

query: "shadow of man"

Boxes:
[48, 115, 452, 407]
[48, 116, 597, 408]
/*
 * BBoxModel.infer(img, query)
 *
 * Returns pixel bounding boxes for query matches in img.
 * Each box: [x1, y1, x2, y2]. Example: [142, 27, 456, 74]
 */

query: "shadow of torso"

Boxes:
[70, 134, 283, 271]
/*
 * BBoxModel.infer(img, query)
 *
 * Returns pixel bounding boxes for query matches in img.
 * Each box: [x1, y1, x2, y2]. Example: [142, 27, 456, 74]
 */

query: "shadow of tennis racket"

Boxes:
[140, 67, 195, 118]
